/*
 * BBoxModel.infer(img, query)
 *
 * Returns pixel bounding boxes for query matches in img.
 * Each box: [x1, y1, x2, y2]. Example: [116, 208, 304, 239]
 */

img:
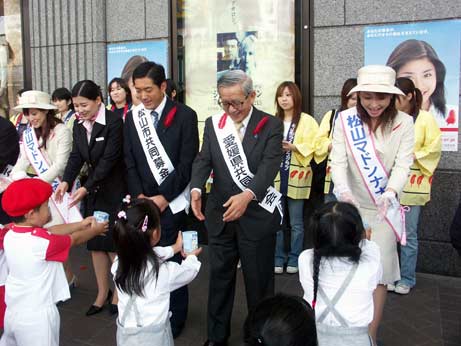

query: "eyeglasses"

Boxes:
[218, 95, 249, 110]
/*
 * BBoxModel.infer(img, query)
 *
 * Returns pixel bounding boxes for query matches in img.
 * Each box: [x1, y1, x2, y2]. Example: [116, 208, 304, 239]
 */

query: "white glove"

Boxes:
[376, 190, 398, 221]
[333, 184, 360, 209]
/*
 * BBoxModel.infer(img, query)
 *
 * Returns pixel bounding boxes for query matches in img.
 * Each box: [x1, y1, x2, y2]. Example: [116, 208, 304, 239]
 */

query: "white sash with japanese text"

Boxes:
[132, 104, 189, 214]
[212, 113, 282, 215]
[339, 107, 406, 244]
[23, 126, 83, 223]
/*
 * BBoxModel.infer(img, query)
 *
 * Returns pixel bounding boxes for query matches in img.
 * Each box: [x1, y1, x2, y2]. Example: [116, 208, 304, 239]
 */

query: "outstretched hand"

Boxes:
[54, 182, 69, 203]
[191, 190, 205, 221]
[69, 187, 87, 208]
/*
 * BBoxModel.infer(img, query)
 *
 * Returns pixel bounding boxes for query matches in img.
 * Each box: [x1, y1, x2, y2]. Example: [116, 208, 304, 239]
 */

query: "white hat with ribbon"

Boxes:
[14, 90, 57, 110]
[348, 65, 404, 96]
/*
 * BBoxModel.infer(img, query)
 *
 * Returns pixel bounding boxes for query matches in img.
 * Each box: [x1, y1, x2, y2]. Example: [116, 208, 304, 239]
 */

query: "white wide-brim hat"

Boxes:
[348, 65, 404, 96]
[14, 90, 57, 110]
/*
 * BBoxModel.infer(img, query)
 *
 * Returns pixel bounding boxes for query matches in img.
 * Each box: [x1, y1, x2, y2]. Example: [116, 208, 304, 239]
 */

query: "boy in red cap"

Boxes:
[0, 178, 108, 346]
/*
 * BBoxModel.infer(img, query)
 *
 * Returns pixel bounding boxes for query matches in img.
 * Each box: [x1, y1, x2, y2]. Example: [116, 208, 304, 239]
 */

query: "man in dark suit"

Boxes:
[190, 70, 283, 346]
[0, 116, 19, 224]
[124, 61, 199, 337]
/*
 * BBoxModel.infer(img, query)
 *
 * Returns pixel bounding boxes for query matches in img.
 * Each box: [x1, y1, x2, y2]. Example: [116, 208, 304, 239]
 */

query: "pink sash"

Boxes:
[339, 107, 406, 244]
[23, 126, 83, 223]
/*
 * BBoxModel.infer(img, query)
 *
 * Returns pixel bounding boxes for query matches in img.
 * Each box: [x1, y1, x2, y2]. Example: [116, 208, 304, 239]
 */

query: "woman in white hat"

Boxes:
[10, 90, 77, 286]
[329, 65, 415, 344]
[11, 90, 72, 185]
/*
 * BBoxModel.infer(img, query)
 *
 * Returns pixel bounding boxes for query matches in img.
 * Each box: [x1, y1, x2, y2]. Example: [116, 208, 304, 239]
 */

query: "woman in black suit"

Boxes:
[55, 80, 126, 316]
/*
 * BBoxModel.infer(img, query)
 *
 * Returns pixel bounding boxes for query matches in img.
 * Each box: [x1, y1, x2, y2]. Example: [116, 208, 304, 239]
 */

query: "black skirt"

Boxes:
[84, 189, 122, 252]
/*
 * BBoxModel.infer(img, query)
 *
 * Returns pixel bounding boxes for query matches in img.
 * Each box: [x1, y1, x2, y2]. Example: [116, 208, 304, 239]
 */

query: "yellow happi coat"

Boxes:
[274, 113, 319, 199]
[400, 110, 442, 206]
[314, 109, 336, 193]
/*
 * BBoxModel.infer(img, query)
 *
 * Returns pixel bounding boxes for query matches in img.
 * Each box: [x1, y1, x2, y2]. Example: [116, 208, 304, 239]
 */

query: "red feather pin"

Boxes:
[218, 113, 227, 129]
[163, 106, 177, 128]
[253, 116, 269, 138]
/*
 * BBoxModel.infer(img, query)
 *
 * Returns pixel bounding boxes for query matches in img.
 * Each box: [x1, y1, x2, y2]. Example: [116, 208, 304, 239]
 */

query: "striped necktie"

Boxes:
[234, 121, 244, 141]
[151, 110, 159, 129]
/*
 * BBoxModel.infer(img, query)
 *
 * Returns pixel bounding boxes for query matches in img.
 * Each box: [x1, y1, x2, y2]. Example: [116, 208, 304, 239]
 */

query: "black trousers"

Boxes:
[207, 221, 276, 342]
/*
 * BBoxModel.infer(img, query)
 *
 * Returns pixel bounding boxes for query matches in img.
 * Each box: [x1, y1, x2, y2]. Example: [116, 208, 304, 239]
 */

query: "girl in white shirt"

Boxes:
[299, 201, 382, 346]
[112, 197, 201, 346]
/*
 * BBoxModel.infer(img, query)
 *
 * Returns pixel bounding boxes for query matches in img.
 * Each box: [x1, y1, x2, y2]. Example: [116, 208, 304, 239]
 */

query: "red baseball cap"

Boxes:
[2, 179, 52, 217]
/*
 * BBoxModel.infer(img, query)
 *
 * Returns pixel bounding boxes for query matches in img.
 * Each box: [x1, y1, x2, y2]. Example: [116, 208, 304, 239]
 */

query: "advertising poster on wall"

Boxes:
[364, 20, 461, 152]
[181, 0, 295, 134]
[106, 39, 169, 85]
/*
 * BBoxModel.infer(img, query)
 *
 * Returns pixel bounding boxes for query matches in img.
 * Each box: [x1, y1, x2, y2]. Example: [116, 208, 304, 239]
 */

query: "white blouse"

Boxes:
[299, 240, 382, 327]
[330, 110, 414, 208]
[11, 123, 72, 183]
[112, 247, 201, 328]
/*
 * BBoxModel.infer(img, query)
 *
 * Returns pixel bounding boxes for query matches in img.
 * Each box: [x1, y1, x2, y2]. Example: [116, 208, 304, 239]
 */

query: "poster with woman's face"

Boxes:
[364, 20, 461, 152]
[106, 40, 168, 105]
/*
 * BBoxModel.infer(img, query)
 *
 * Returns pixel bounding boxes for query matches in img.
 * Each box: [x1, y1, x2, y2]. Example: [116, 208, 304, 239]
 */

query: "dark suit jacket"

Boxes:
[0, 117, 19, 224]
[191, 107, 283, 241]
[124, 98, 199, 203]
[0, 117, 19, 172]
[62, 109, 126, 216]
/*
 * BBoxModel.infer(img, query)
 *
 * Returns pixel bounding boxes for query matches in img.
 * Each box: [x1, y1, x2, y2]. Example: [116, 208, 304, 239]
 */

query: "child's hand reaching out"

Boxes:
[185, 247, 202, 257]
[81, 216, 96, 229]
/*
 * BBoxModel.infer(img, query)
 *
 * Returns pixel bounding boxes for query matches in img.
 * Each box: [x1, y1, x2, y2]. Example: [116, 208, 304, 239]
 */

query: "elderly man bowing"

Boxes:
[190, 70, 283, 346]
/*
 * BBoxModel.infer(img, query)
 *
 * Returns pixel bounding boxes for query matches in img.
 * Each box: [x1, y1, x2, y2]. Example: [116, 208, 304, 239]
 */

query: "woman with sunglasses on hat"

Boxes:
[329, 65, 415, 345]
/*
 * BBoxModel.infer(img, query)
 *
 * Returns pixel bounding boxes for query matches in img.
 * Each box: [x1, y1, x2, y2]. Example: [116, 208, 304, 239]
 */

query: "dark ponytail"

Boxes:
[71, 80, 104, 102]
[396, 77, 422, 119]
[310, 201, 364, 310]
[113, 197, 161, 297]
[312, 250, 321, 310]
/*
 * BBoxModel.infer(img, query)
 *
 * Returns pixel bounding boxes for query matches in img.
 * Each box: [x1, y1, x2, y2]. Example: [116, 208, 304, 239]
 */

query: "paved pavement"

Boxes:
[55, 244, 461, 346]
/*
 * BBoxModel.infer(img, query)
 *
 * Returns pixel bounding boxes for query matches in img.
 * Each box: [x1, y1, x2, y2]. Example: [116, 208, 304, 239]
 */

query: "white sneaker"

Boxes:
[286, 266, 299, 274]
[394, 283, 411, 295]
[387, 283, 395, 292]
[274, 266, 283, 274]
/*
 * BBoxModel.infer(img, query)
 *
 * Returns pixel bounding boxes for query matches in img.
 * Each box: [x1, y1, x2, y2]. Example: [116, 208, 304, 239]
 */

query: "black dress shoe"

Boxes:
[86, 290, 113, 316]
[86, 304, 103, 316]
[203, 340, 228, 346]
[109, 303, 118, 315]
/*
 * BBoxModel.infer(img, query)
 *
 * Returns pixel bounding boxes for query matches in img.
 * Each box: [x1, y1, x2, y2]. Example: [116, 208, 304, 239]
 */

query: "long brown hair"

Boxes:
[356, 92, 398, 133]
[395, 77, 422, 119]
[274, 81, 302, 129]
[386, 39, 446, 116]
[340, 78, 358, 111]
[24, 109, 62, 149]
